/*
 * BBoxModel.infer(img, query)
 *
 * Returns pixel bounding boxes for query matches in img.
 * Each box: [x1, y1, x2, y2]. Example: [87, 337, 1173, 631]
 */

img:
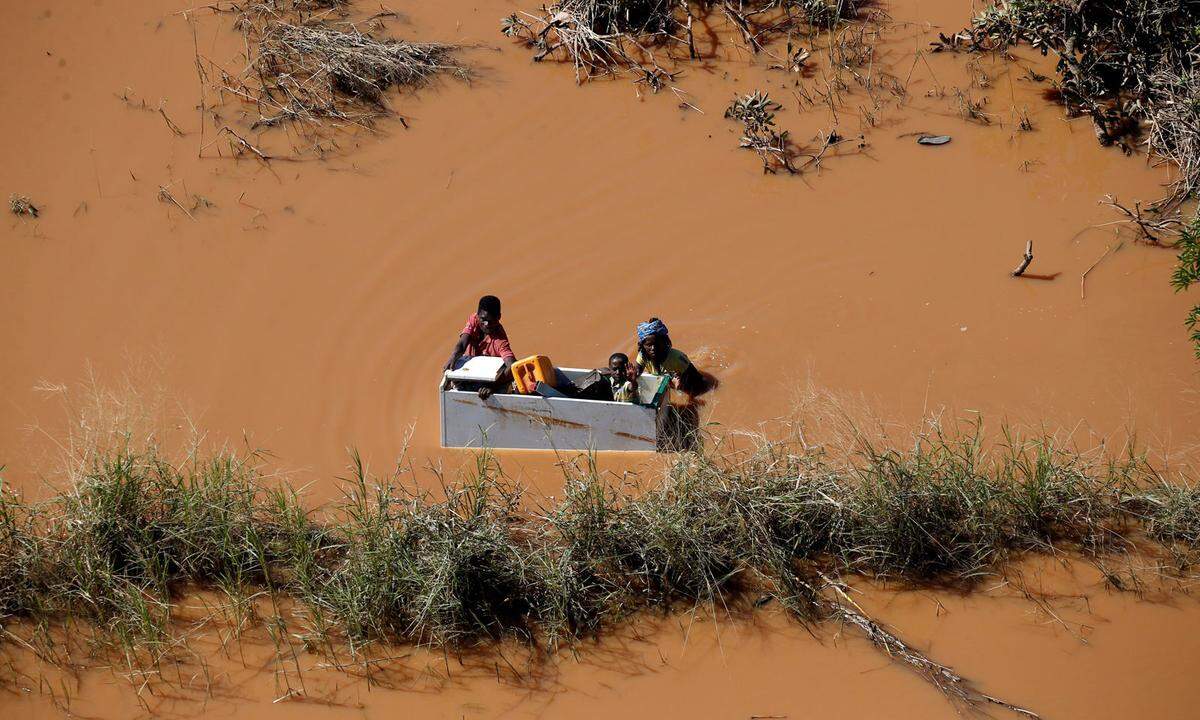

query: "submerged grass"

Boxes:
[1, 422, 1197, 715]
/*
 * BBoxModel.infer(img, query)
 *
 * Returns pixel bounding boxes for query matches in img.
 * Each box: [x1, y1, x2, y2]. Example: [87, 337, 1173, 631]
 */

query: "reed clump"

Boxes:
[2, 422, 1197, 715]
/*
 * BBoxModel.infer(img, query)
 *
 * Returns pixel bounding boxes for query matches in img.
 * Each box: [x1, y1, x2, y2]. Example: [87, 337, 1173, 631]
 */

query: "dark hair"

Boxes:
[478, 295, 501, 316]
[609, 352, 629, 364]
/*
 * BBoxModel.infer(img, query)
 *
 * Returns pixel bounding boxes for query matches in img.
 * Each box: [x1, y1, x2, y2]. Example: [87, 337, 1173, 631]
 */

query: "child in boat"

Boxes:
[634, 317, 713, 397]
[443, 295, 516, 399]
[604, 352, 637, 403]
[570, 352, 636, 402]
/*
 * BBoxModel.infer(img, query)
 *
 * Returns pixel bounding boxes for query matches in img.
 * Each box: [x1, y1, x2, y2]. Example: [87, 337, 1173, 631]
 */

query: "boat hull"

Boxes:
[439, 369, 667, 451]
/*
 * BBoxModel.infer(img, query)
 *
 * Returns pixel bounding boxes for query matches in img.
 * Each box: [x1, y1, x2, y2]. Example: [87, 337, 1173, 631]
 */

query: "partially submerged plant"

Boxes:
[725, 91, 799, 174]
[9, 194, 39, 218]
[951, 0, 1200, 357]
[503, 0, 861, 85]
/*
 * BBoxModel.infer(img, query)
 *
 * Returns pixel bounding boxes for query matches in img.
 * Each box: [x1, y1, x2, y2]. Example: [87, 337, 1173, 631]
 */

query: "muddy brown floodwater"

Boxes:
[3, 0, 1200, 717]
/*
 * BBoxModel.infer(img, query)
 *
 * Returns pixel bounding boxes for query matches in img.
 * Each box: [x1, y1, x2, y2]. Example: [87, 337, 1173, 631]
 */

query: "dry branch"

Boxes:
[1100, 196, 1182, 245]
[1081, 241, 1121, 299]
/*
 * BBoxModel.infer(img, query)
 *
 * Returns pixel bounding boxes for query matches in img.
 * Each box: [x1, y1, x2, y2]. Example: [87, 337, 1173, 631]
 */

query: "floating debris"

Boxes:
[917, 135, 952, 146]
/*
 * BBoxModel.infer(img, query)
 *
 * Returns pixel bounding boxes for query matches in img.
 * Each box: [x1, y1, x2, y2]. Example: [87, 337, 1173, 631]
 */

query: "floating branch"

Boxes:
[1012, 240, 1033, 277]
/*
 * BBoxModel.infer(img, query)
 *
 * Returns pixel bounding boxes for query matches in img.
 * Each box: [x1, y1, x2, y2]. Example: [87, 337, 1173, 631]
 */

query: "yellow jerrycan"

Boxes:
[511, 355, 556, 394]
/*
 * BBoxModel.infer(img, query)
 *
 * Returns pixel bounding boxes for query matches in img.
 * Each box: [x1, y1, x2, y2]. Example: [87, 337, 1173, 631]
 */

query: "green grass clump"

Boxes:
[1138, 482, 1200, 548]
[841, 437, 1007, 580]
[306, 452, 540, 649]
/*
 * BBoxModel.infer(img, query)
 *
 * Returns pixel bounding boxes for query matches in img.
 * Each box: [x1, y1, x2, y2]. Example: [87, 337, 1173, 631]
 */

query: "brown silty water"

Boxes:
[2, 0, 1200, 717]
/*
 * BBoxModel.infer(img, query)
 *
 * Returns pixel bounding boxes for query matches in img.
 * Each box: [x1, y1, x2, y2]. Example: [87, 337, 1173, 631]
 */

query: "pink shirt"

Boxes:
[461, 314, 515, 361]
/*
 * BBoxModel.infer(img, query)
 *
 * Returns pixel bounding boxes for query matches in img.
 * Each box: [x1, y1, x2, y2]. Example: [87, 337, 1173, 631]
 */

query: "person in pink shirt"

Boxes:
[444, 295, 516, 399]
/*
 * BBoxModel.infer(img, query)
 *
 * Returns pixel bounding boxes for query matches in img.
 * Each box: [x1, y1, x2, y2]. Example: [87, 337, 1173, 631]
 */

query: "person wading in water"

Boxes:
[634, 317, 714, 397]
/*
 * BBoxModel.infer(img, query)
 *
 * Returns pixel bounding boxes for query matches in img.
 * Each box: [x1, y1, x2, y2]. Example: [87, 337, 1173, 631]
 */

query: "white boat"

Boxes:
[439, 365, 671, 451]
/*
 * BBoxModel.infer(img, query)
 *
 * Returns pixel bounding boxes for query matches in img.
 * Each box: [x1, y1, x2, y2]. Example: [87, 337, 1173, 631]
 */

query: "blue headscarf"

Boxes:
[637, 318, 668, 342]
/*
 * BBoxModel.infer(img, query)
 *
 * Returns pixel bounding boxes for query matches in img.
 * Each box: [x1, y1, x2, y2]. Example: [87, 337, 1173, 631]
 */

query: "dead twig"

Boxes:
[1080, 241, 1122, 300]
[158, 104, 185, 137]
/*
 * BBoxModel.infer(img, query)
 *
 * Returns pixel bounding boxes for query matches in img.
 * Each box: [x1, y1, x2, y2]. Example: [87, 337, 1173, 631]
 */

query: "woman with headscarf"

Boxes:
[634, 317, 713, 397]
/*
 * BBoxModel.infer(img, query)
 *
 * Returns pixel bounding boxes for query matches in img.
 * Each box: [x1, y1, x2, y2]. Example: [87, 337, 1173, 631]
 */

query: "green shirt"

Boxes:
[636, 348, 691, 377]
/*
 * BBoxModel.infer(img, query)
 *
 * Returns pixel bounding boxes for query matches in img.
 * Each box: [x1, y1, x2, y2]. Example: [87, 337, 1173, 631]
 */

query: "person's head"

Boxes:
[476, 295, 502, 336]
[636, 317, 671, 362]
[608, 352, 629, 375]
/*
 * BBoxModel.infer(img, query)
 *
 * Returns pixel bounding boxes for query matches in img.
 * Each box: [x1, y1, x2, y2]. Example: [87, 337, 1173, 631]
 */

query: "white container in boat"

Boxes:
[444, 356, 505, 383]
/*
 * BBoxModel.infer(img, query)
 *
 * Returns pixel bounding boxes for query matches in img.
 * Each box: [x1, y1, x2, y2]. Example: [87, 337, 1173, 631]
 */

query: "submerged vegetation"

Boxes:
[2, 418, 1199, 715]
[193, 0, 468, 158]
[502, 1, 886, 178]
[503, 0, 860, 86]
